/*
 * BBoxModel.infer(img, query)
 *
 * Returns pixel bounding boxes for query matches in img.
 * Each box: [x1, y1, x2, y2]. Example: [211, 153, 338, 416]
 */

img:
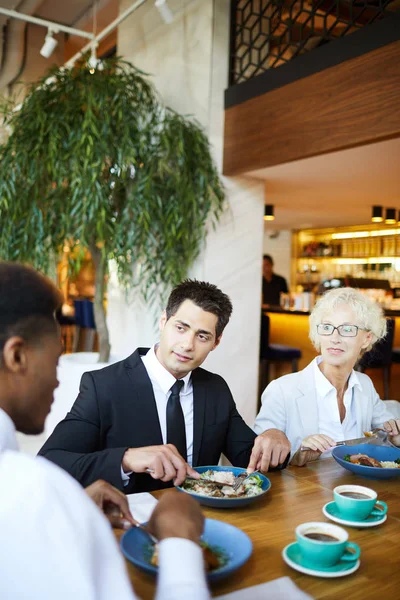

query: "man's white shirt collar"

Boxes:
[0, 407, 19, 452]
[142, 345, 192, 394]
[313, 356, 361, 398]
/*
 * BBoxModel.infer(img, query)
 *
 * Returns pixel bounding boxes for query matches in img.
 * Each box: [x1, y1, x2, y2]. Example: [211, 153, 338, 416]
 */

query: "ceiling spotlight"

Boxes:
[88, 43, 100, 73]
[40, 29, 58, 58]
[155, 0, 174, 24]
[385, 208, 396, 225]
[371, 205, 383, 223]
[264, 205, 275, 221]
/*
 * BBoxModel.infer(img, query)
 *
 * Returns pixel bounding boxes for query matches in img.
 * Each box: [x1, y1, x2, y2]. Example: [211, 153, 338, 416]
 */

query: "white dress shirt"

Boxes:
[0, 408, 18, 452]
[0, 408, 210, 600]
[142, 345, 194, 465]
[313, 357, 359, 457]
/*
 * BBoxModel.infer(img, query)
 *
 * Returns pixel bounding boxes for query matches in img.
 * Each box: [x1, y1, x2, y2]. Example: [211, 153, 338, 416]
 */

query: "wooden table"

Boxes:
[118, 460, 400, 599]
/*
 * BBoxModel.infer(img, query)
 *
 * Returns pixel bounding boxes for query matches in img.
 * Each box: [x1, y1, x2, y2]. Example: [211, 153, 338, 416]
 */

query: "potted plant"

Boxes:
[0, 56, 225, 364]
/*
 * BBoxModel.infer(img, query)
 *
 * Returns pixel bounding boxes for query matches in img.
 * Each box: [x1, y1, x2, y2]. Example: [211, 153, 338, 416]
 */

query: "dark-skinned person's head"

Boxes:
[0, 262, 62, 435]
[157, 279, 233, 379]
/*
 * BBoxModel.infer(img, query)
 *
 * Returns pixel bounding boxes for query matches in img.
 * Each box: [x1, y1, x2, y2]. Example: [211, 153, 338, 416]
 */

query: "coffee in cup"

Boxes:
[333, 485, 388, 521]
[296, 522, 360, 568]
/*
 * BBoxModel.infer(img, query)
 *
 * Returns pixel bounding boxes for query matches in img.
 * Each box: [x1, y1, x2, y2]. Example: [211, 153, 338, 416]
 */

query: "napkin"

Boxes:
[215, 577, 313, 599]
[126, 492, 158, 523]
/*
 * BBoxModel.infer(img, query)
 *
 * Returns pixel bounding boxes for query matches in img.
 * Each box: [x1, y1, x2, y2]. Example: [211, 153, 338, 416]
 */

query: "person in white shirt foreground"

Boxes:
[254, 287, 400, 466]
[0, 261, 210, 600]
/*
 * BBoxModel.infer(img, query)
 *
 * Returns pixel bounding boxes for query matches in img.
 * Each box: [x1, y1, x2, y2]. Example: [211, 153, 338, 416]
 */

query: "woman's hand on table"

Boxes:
[147, 490, 204, 543]
[247, 429, 291, 472]
[291, 434, 336, 466]
[383, 419, 400, 446]
[85, 479, 136, 529]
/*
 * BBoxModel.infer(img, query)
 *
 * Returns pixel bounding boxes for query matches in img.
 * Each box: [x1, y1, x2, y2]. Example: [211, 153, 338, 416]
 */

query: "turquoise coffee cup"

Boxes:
[296, 522, 360, 568]
[334, 485, 388, 521]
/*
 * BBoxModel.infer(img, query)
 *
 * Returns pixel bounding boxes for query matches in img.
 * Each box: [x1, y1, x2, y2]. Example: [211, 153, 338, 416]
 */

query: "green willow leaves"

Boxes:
[0, 56, 225, 361]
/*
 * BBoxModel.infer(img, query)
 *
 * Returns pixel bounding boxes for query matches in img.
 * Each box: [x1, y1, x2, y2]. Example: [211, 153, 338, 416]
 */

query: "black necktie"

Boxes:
[166, 380, 186, 461]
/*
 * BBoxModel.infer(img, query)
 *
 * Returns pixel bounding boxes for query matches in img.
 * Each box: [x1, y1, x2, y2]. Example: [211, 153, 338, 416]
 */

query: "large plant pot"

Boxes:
[44, 352, 123, 438]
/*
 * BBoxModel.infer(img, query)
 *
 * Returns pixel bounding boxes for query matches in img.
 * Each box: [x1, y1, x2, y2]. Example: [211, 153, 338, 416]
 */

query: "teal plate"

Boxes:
[282, 542, 360, 578]
[323, 501, 387, 528]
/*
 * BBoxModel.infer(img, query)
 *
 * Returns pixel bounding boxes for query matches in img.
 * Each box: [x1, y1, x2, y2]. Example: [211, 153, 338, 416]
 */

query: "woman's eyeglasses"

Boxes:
[317, 324, 367, 337]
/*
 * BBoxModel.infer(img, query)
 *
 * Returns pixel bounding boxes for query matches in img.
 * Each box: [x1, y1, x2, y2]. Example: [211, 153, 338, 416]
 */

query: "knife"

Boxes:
[300, 435, 376, 452]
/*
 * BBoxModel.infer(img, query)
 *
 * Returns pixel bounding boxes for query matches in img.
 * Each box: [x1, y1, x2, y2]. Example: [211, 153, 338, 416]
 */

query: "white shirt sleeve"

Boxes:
[0, 452, 210, 600]
[156, 538, 210, 600]
[254, 379, 287, 435]
[371, 387, 398, 429]
[121, 465, 133, 485]
[0, 451, 137, 600]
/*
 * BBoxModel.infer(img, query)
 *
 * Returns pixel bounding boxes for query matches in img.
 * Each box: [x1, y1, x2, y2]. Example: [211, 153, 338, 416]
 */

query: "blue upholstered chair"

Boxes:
[72, 299, 96, 352]
[260, 314, 302, 393]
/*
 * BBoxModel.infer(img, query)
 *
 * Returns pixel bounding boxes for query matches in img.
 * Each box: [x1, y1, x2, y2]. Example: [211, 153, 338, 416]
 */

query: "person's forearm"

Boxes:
[290, 448, 320, 467]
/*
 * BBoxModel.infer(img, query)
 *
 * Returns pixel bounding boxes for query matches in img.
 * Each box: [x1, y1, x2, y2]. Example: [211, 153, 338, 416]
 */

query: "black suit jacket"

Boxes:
[39, 348, 257, 493]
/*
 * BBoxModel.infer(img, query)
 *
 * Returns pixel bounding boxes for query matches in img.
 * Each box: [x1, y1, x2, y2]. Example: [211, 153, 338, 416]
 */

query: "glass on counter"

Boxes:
[280, 291, 314, 311]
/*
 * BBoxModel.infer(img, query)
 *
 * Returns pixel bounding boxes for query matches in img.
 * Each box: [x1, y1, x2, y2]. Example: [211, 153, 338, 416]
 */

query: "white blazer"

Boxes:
[254, 361, 396, 457]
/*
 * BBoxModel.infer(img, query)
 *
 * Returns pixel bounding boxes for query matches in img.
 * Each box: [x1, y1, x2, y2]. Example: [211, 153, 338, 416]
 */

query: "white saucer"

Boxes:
[323, 501, 387, 528]
[282, 542, 360, 578]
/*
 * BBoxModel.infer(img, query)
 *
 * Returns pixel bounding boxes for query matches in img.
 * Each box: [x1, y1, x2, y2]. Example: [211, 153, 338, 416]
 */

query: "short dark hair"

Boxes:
[0, 262, 62, 356]
[263, 254, 273, 265]
[166, 279, 233, 338]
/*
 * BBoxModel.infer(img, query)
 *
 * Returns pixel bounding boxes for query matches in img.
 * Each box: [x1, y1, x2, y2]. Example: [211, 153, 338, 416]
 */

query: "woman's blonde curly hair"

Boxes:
[309, 287, 387, 353]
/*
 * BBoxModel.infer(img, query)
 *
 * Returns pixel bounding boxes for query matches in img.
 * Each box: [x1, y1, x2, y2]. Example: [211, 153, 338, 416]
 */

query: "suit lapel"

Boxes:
[294, 362, 319, 438]
[124, 348, 163, 446]
[192, 369, 206, 467]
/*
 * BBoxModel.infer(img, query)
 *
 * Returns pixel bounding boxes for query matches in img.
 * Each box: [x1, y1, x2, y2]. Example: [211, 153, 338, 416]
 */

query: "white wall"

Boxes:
[109, 0, 264, 424]
[263, 229, 292, 288]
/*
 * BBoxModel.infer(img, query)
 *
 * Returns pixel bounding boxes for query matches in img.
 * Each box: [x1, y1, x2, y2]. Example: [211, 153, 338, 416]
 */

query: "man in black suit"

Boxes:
[39, 280, 290, 493]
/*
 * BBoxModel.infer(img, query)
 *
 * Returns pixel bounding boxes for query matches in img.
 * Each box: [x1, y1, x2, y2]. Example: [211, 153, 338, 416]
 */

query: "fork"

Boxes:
[147, 469, 231, 488]
[367, 428, 396, 447]
[232, 471, 259, 492]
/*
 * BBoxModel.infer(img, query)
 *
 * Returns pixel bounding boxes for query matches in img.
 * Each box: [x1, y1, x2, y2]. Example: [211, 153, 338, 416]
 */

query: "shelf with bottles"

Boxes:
[297, 225, 400, 259]
[296, 260, 400, 286]
[297, 256, 400, 264]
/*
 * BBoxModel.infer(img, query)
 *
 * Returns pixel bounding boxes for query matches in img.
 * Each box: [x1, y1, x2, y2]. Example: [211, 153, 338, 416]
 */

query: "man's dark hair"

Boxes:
[0, 262, 62, 356]
[263, 254, 273, 265]
[166, 279, 233, 338]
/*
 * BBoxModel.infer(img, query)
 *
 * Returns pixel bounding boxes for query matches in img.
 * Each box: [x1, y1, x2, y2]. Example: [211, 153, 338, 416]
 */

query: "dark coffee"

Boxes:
[339, 492, 371, 500]
[304, 532, 339, 542]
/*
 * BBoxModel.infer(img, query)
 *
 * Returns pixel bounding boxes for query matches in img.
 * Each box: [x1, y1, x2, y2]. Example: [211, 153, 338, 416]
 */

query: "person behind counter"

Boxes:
[262, 254, 288, 306]
[254, 287, 400, 465]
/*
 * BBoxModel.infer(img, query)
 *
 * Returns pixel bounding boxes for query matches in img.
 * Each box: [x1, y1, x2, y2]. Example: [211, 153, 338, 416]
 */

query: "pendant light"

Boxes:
[371, 206, 383, 223]
[385, 208, 396, 224]
[264, 205, 274, 221]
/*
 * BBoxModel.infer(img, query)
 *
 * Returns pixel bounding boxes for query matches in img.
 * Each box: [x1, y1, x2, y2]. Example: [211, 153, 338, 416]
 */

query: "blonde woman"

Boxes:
[254, 288, 400, 466]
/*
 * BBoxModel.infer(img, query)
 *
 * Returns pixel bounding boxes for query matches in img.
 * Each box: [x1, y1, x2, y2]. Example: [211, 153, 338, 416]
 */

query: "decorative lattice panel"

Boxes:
[230, 0, 397, 84]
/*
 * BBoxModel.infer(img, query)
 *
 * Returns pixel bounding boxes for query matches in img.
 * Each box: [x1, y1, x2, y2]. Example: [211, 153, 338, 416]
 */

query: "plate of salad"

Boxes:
[121, 517, 253, 581]
[176, 465, 271, 507]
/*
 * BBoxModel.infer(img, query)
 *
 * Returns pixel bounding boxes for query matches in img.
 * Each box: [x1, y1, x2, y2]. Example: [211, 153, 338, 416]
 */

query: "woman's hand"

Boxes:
[301, 434, 336, 453]
[291, 434, 336, 467]
[383, 419, 400, 447]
